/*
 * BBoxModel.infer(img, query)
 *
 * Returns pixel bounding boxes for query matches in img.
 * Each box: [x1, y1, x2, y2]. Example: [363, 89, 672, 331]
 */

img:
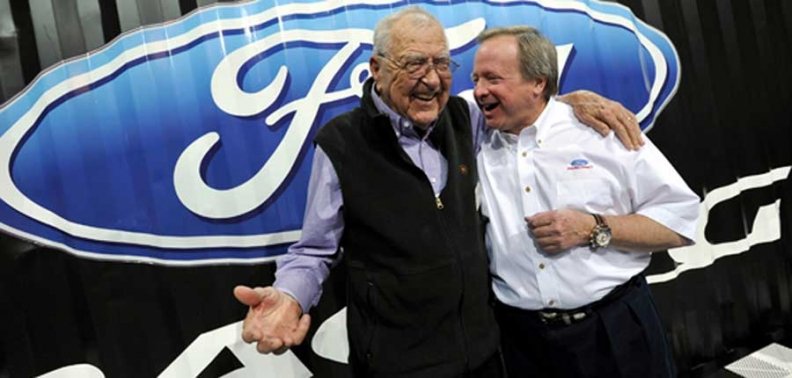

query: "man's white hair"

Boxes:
[372, 6, 447, 57]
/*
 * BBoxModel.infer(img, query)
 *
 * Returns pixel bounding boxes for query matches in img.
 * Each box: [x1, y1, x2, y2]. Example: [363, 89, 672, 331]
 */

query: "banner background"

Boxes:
[1, 0, 791, 377]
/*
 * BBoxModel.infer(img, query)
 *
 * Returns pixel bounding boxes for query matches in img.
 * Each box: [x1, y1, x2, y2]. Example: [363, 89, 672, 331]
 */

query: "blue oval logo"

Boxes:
[570, 159, 590, 167]
[0, 0, 680, 264]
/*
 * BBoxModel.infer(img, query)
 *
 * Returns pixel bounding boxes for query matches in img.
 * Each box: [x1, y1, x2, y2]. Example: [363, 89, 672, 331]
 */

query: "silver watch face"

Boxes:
[595, 230, 612, 247]
[594, 232, 610, 247]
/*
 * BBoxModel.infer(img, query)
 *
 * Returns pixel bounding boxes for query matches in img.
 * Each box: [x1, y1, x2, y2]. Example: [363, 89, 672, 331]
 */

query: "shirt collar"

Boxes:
[370, 85, 436, 140]
[527, 97, 556, 135]
[494, 97, 556, 147]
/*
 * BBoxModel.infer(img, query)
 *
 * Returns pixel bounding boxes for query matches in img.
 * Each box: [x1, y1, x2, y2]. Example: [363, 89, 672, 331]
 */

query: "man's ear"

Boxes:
[534, 77, 547, 96]
[369, 56, 381, 81]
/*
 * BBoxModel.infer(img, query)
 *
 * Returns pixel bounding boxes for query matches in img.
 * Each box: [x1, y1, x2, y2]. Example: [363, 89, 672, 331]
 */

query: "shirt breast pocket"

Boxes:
[555, 178, 614, 213]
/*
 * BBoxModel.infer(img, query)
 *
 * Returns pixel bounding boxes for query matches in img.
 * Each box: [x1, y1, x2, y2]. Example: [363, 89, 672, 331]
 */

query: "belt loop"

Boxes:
[561, 313, 572, 326]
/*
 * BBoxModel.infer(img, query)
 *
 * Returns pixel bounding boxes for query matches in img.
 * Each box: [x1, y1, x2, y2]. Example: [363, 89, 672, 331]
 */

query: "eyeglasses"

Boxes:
[378, 54, 460, 79]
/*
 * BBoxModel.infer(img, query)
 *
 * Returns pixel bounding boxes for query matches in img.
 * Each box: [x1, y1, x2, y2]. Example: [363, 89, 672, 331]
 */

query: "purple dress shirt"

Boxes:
[274, 88, 485, 311]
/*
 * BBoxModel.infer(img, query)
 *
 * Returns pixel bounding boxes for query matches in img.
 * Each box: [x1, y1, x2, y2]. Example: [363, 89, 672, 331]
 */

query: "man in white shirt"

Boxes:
[472, 26, 700, 377]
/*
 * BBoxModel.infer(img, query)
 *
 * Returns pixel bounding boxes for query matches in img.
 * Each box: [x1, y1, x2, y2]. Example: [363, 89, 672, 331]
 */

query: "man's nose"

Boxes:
[473, 81, 487, 98]
[419, 66, 441, 87]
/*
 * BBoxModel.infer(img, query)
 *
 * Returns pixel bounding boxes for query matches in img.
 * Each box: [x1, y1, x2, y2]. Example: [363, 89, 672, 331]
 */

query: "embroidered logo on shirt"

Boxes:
[567, 159, 593, 170]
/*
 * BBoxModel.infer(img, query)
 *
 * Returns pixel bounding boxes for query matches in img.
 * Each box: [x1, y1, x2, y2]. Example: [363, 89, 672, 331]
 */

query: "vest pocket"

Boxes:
[346, 266, 382, 368]
[364, 278, 379, 363]
[349, 263, 464, 373]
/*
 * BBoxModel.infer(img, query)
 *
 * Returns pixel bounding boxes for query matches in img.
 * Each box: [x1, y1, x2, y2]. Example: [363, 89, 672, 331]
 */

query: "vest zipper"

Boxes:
[435, 196, 445, 210]
[434, 200, 470, 372]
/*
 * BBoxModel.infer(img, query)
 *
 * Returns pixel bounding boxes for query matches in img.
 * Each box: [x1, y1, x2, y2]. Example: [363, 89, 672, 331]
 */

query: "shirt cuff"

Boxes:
[638, 206, 698, 243]
[274, 271, 323, 313]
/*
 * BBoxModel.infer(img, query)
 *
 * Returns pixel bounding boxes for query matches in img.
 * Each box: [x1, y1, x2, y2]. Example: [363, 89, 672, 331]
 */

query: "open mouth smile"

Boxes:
[413, 93, 437, 102]
[480, 101, 499, 112]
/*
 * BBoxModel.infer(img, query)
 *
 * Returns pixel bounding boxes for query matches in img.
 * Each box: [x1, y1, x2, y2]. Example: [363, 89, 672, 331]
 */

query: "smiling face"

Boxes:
[472, 35, 547, 134]
[370, 19, 451, 128]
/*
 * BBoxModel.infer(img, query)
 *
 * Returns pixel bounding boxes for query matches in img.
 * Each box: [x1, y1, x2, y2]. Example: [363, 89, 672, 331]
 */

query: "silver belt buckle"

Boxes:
[539, 310, 587, 326]
[538, 311, 559, 324]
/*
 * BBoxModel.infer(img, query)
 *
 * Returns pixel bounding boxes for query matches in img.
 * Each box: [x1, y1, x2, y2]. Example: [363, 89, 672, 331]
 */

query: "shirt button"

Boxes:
[522, 151, 528, 158]
[524, 185, 531, 193]
[548, 299, 555, 306]
[539, 263, 545, 270]
[537, 139, 543, 144]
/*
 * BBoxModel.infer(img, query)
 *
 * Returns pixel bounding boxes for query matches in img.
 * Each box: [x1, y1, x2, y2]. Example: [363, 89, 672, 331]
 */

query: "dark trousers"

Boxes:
[350, 351, 504, 378]
[494, 276, 676, 378]
[468, 352, 506, 378]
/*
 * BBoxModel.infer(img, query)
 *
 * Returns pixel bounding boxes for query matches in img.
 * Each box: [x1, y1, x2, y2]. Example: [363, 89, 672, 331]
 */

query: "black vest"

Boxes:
[315, 79, 499, 377]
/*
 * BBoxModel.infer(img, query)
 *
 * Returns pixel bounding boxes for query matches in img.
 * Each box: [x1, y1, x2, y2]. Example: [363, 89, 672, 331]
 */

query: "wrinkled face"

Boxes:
[370, 21, 451, 128]
[472, 35, 546, 134]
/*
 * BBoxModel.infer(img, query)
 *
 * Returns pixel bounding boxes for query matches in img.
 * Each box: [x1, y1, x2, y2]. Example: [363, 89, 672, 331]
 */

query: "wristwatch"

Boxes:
[589, 213, 612, 250]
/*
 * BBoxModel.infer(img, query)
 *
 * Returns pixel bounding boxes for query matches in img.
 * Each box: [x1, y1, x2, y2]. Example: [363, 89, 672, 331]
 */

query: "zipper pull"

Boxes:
[435, 196, 444, 210]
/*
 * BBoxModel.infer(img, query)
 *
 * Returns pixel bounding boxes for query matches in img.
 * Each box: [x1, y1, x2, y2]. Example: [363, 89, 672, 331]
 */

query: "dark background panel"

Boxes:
[0, 0, 791, 377]
[0, 235, 277, 377]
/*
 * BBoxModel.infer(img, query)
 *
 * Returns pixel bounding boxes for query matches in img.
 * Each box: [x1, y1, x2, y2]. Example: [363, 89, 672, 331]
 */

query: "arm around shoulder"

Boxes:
[558, 90, 644, 150]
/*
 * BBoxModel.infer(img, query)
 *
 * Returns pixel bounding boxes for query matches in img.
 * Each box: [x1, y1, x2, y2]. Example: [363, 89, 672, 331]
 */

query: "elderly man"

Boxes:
[472, 26, 699, 377]
[233, 8, 640, 377]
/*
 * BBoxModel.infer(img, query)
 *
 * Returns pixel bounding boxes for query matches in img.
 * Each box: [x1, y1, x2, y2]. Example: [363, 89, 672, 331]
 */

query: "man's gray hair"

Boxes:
[477, 26, 558, 100]
[372, 6, 446, 57]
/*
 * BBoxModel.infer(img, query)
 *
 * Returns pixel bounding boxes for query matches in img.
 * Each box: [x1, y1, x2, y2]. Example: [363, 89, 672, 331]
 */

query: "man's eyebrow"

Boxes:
[400, 52, 450, 59]
[399, 53, 428, 60]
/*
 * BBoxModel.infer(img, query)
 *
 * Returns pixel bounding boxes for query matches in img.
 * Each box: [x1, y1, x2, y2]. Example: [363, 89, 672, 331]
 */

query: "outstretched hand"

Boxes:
[558, 90, 644, 151]
[526, 209, 595, 253]
[233, 285, 311, 354]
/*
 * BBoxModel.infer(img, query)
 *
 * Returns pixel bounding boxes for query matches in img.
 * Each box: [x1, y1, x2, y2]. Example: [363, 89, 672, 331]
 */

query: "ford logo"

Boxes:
[0, 0, 680, 264]
[570, 159, 590, 167]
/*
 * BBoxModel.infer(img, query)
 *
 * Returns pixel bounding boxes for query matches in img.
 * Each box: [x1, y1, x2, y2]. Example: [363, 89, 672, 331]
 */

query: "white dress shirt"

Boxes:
[478, 98, 699, 310]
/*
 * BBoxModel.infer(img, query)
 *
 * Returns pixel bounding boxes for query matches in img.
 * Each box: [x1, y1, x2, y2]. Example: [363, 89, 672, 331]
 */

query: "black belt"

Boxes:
[499, 275, 643, 327]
